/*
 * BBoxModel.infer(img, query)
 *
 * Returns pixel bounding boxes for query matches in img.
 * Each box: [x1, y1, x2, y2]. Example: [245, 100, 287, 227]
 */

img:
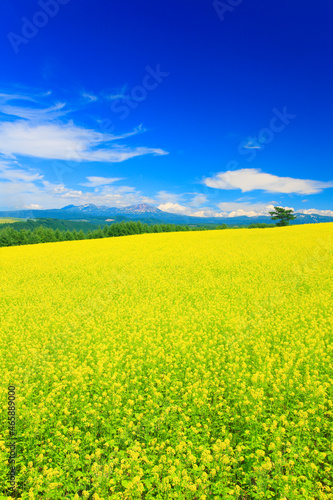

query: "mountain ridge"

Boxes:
[61, 203, 164, 215]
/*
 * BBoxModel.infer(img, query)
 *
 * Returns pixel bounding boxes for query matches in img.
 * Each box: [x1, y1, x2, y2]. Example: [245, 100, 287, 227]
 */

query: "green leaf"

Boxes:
[144, 479, 152, 488]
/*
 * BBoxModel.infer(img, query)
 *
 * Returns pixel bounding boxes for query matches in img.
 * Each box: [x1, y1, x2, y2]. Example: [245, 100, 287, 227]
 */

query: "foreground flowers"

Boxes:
[0, 224, 333, 499]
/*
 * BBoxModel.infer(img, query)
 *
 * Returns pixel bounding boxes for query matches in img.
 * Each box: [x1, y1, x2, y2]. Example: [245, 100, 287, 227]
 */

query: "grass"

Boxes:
[0, 224, 333, 499]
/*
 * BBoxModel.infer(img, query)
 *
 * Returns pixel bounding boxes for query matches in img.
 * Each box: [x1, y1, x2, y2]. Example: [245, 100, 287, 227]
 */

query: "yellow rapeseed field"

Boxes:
[1, 224, 333, 500]
[0, 219, 21, 224]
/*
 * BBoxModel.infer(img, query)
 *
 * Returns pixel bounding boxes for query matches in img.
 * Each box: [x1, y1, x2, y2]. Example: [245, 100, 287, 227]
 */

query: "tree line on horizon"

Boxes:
[0, 220, 229, 248]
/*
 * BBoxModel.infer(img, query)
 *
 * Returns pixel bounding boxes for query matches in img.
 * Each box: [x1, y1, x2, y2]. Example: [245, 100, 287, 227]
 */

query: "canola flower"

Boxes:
[0, 218, 20, 224]
[0, 223, 333, 500]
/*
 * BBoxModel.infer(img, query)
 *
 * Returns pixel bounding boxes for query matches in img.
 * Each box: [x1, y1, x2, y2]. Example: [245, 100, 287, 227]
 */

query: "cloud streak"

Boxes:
[0, 91, 68, 120]
[80, 176, 124, 187]
[0, 88, 168, 165]
[0, 121, 168, 162]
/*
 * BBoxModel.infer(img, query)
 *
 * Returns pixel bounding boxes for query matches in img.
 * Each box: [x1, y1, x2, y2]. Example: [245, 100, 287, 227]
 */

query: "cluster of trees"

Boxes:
[0, 220, 196, 248]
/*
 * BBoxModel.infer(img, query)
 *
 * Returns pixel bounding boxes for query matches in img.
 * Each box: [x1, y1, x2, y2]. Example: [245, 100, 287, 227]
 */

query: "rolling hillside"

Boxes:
[1, 224, 333, 498]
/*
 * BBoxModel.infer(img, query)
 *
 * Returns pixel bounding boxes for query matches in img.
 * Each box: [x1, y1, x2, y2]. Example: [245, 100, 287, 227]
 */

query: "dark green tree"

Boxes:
[65, 230, 74, 241]
[29, 231, 41, 245]
[77, 230, 85, 240]
[269, 206, 296, 227]
[45, 228, 56, 242]
[95, 227, 104, 238]
[54, 228, 62, 241]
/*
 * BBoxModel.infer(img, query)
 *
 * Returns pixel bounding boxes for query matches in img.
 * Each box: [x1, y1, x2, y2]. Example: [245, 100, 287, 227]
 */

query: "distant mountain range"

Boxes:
[61, 203, 164, 216]
[1, 203, 333, 226]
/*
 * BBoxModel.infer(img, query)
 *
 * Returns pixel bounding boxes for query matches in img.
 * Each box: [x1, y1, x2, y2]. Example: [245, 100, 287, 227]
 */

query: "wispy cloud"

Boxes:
[0, 88, 168, 165]
[0, 121, 167, 162]
[23, 204, 43, 209]
[0, 92, 68, 120]
[82, 92, 98, 103]
[0, 92, 36, 102]
[0, 160, 43, 183]
[0, 102, 67, 121]
[189, 194, 207, 207]
[80, 176, 124, 188]
[155, 191, 185, 204]
[243, 143, 262, 150]
[203, 168, 333, 195]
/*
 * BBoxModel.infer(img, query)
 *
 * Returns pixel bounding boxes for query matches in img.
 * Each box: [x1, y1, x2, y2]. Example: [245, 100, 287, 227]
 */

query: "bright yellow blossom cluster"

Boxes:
[0, 223, 333, 499]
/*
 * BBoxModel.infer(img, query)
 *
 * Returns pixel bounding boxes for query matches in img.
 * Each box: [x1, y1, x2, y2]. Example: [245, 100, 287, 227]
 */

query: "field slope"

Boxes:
[0, 218, 22, 224]
[1, 224, 333, 499]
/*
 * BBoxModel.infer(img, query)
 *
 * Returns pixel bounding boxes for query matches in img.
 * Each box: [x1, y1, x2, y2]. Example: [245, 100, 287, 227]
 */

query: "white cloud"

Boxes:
[0, 162, 43, 183]
[0, 102, 67, 121]
[217, 201, 273, 212]
[217, 201, 295, 217]
[158, 200, 268, 218]
[0, 89, 167, 167]
[80, 176, 124, 187]
[190, 209, 223, 217]
[158, 202, 193, 215]
[23, 204, 43, 209]
[0, 90, 69, 120]
[203, 168, 333, 195]
[157, 202, 225, 217]
[0, 87, 169, 210]
[189, 194, 207, 207]
[156, 193, 215, 215]
[0, 121, 168, 162]
[298, 208, 333, 217]
[0, 180, 44, 211]
[157, 201, 297, 218]
[0, 92, 35, 101]
[155, 191, 184, 204]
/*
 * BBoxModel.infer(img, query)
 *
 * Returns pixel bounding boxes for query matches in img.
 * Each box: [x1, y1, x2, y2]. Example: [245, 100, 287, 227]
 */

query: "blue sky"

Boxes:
[0, 0, 332, 216]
